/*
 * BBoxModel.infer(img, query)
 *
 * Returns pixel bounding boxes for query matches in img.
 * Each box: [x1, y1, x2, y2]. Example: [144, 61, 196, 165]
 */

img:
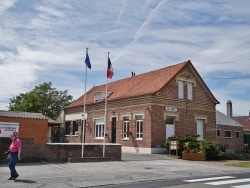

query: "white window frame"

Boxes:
[123, 117, 130, 139]
[178, 80, 184, 99]
[95, 118, 104, 138]
[187, 82, 193, 100]
[197, 119, 204, 140]
[136, 115, 143, 139]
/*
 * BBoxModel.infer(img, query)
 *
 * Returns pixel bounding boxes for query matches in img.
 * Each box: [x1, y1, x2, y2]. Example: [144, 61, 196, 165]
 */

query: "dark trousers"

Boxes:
[8, 152, 18, 177]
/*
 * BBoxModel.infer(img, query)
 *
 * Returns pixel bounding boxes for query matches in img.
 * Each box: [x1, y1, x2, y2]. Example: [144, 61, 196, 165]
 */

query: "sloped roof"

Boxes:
[233, 116, 250, 130]
[0, 110, 48, 120]
[216, 111, 243, 127]
[67, 60, 219, 108]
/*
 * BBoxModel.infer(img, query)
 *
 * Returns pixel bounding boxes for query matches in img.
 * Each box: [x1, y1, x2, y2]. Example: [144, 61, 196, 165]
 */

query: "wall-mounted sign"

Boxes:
[166, 107, 177, 112]
[0, 122, 19, 138]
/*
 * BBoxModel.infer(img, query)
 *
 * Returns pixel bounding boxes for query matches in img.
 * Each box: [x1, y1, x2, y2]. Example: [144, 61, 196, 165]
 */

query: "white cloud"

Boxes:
[0, 0, 250, 115]
[0, 0, 16, 13]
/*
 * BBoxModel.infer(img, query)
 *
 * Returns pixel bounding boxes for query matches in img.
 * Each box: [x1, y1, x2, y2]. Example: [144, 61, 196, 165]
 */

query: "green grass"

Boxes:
[226, 161, 250, 168]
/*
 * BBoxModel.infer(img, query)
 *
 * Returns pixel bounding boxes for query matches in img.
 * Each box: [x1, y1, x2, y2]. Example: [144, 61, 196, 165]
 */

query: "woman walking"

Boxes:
[7, 131, 21, 180]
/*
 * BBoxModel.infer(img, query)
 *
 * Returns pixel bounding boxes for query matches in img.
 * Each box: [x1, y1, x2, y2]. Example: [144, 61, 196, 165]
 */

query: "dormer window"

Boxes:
[93, 92, 102, 102]
[93, 91, 112, 103]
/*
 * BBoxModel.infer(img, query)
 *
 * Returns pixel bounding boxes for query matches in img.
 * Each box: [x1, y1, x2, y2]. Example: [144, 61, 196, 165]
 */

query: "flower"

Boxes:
[74, 131, 79, 135]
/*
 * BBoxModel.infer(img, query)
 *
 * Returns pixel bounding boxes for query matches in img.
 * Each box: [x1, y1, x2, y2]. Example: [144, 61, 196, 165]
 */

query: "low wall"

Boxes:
[0, 138, 121, 163]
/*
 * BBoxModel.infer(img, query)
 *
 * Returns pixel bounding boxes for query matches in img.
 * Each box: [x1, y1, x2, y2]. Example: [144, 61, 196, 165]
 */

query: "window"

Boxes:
[197, 119, 204, 140]
[187, 82, 193, 100]
[123, 116, 130, 139]
[178, 80, 184, 99]
[236, 132, 240, 138]
[178, 80, 193, 100]
[73, 121, 78, 135]
[95, 118, 104, 138]
[136, 115, 143, 139]
[217, 130, 221, 137]
[224, 131, 231, 138]
[65, 121, 71, 135]
[166, 116, 175, 124]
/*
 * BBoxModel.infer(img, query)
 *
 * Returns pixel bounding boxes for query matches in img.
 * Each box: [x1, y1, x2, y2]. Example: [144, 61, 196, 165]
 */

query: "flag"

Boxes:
[107, 57, 114, 78]
[85, 52, 91, 69]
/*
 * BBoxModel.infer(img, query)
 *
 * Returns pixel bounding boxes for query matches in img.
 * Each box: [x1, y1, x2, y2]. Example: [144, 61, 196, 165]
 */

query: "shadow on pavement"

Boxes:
[122, 153, 177, 161]
[14, 179, 37, 183]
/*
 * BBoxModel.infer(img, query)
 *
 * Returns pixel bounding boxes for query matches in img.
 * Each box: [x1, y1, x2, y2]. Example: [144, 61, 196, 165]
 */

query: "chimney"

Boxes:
[227, 100, 233, 118]
[131, 72, 136, 77]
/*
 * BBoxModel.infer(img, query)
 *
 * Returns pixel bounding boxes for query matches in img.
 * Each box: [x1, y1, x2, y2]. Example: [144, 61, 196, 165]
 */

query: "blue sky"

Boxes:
[0, 0, 250, 116]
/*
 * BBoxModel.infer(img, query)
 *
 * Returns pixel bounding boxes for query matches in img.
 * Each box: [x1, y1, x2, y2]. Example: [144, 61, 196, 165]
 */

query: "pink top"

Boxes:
[9, 139, 21, 153]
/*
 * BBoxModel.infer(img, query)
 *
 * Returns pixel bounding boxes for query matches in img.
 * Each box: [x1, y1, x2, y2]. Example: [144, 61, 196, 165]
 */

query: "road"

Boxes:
[101, 173, 250, 188]
[0, 153, 250, 188]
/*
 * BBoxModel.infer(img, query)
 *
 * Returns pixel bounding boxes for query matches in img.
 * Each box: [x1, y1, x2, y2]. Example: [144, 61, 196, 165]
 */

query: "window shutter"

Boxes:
[187, 82, 193, 100]
[178, 80, 184, 99]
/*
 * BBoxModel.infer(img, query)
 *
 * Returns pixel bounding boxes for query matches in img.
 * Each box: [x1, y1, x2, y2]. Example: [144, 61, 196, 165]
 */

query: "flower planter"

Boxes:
[182, 153, 206, 161]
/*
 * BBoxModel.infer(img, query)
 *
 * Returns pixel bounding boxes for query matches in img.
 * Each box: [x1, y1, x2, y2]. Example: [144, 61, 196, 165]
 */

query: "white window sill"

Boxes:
[135, 138, 143, 140]
[122, 138, 129, 141]
[94, 137, 104, 140]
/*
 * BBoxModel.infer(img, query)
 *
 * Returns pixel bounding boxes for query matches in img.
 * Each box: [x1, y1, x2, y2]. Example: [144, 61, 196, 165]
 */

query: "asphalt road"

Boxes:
[0, 153, 250, 188]
[101, 173, 250, 188]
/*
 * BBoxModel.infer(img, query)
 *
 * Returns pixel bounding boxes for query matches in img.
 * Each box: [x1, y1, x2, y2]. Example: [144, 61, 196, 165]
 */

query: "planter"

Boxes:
[182, 152, 206, 161]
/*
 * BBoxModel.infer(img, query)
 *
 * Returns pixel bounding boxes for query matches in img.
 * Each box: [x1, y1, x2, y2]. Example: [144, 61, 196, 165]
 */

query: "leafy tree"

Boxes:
[8, 82, 73, 119]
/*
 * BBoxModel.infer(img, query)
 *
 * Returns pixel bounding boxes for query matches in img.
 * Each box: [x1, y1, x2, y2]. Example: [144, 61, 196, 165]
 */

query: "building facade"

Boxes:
[216, 110, 244, 152]
[62, 60, 219, 153]
[0, 110, 48, 144]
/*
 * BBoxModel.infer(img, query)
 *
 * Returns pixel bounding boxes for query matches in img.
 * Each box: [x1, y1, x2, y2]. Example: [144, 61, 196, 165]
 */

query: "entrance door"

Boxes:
[166, 125, 175, 139]
[166, 116, 175, 139]
[197, 119, 204, 140]
[111, 117, 116, 143]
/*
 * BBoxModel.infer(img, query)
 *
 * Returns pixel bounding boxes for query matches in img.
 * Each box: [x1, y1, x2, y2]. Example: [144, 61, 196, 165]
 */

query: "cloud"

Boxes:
[0, 0, 16, 13]
[0, 0, 250, 116]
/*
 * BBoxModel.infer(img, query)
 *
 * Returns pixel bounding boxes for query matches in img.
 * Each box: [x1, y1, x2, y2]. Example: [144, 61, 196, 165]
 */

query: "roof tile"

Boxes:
[68, 61, 188, 108]
[0, 110, 48, 120]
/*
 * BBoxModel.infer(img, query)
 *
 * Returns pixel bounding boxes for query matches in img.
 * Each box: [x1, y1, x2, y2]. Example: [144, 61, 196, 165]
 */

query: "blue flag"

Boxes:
[85, 52, 91, 69]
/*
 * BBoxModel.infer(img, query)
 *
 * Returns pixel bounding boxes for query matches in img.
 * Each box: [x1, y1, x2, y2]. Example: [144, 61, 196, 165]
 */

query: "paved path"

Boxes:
[0, 153, 249, 188]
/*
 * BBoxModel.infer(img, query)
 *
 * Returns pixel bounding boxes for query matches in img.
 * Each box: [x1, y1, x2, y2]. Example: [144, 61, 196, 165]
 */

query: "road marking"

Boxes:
[205, 178, 250, 185]
[231, 184, 250, 188]
[184, 176, 235, 182]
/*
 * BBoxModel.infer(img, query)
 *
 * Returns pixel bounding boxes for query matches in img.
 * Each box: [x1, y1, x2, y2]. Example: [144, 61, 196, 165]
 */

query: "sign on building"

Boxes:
[166, 106, 177, 112]
[0, 122, 19, 138]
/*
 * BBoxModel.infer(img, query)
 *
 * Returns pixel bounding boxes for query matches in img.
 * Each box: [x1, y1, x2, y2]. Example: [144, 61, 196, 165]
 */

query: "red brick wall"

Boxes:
[0, 138, 121, 163]
[217, 124, 244, 152]
[0, 117, 48, 144]
[64, 67, 217, 152]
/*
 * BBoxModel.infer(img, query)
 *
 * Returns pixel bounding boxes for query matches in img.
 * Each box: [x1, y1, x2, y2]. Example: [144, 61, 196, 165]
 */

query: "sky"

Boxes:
[0, 0, 250, 116]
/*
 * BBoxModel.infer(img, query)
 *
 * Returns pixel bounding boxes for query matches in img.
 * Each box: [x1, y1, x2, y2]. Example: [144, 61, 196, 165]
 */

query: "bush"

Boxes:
[203, 141, 222, 160]
[221, 152, 246, 160]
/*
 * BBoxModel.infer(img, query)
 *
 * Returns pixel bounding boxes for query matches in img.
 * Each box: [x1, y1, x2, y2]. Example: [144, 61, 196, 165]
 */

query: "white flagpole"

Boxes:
[103, 52, 109, 158]
[82, 48, 88, 158]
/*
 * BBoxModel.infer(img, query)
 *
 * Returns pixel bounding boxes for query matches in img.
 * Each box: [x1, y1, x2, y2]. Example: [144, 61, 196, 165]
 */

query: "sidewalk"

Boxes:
[0, 153, 250, 188]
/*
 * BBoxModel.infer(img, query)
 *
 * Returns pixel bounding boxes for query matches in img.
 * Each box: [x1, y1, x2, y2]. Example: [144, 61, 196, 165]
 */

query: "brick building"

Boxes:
[232, 106, 250, 147]
[216, 110, 244, 152]
[62, 60, 219, 153]
[0, 111, 48, 144]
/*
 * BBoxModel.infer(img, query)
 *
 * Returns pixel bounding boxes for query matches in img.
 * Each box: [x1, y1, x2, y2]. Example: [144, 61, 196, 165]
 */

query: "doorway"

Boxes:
[166, 116, 175, 139]
[111, 117, 116, 143]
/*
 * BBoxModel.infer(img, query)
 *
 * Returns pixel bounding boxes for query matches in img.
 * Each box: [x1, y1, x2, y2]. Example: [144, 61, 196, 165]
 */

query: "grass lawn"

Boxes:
[226, 161, 250, 168]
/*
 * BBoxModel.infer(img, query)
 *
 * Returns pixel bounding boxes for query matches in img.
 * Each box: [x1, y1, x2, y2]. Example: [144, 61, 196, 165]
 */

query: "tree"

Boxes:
[8, 82, 73, 120]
